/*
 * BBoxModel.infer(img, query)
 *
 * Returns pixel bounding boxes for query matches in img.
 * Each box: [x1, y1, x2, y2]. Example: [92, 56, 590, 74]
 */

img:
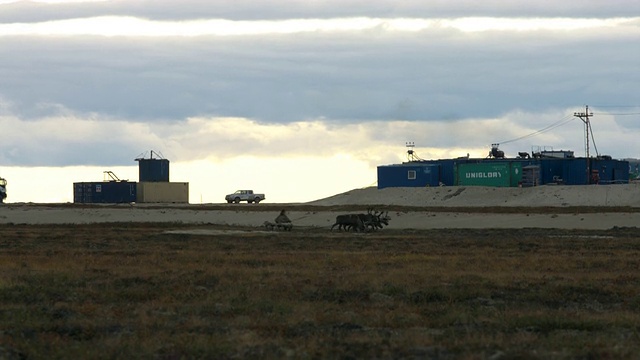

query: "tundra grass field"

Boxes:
[2, 223, 640, 359]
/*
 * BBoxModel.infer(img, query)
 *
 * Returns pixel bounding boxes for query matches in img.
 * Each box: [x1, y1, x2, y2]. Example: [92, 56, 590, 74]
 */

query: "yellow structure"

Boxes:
[136, 182, 189, 203]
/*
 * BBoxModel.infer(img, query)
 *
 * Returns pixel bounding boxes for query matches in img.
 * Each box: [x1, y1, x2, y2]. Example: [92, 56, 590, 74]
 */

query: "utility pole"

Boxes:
[574, 105, 594, 183]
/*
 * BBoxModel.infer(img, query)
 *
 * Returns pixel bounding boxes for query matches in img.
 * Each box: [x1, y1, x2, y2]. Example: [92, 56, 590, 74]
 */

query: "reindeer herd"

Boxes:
[330, 209, 391, 232]
[263, 208, 391, 232]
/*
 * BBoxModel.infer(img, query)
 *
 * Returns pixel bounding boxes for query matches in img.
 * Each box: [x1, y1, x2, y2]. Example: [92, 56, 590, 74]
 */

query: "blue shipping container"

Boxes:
[137, 158, 170, 182]
[74, 181, 137, 203]
[378, 164, 440, 188]
[590, 158, 629, 184]
[437, 159, 457, 186]
[563, 159, 589, 185]
[539, 158, 564, 184]
[538, 158, 588, 185]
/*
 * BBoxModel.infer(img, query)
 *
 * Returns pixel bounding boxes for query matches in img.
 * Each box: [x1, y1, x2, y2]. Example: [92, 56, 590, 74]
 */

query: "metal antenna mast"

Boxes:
[573, 105, 594, 183]
[406, 142, 415, 162]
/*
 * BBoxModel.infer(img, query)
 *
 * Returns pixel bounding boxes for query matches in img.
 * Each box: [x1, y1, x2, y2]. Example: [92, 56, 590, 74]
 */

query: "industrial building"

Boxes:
[378, 147, 630, 189]
[73, 151, 189, 204]
[379, 107, 631, 189]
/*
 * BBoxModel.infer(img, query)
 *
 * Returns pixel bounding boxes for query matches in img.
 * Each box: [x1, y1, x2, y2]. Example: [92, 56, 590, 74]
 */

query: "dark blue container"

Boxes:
[536, 158, 631, 185]
[539, 158, 564, 184]
[562, 158, 589, 185]
[74, 181, 137, 203]
[137, 158, 170, 182]
[378, 164, 440, 188]
[590, 158, 629, 184]
[437, 159, 458, 186]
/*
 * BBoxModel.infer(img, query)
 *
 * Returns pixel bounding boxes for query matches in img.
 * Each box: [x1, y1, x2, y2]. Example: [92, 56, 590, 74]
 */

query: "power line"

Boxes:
[589, 104, 640, 115]
[588, 121, 599, 157]
[497, 114, 575, 145]
[594, 112, 640, 116]
[590, 105, 639, 108]
[496, 105, 634, 147]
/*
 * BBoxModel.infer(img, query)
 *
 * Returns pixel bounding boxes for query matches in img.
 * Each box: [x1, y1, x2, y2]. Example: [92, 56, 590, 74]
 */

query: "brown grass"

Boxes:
[2, 223, 640, 359]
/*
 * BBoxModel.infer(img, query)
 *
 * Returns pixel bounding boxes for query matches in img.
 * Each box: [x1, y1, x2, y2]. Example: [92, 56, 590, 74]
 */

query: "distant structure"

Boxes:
[73, 150, 189, 204]
[378, 145, 628, 189]
[135, 150, 169, 182]
[488, 144, 505, 159]
[0, 177, 7, 203]
[74, 171, 136, 204]
[378, 106, 629, 189]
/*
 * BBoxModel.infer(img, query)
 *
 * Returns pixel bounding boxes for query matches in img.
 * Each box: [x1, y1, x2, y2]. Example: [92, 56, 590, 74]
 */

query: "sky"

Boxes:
[0, 0, 639, 203]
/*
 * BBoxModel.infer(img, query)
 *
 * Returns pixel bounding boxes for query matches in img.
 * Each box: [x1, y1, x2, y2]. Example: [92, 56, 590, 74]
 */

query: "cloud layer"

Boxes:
[0, 1, 639, 169]
[2, 0, 640, 22]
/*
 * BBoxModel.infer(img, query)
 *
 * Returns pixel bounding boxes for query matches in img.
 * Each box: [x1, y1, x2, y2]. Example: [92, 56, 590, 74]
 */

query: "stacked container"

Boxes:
[135, 152, 189, 203]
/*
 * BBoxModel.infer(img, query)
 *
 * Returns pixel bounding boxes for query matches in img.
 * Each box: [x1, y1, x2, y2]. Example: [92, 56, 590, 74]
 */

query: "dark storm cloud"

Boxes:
[1, 0, 639, 23]
[1, 26, 638, 123]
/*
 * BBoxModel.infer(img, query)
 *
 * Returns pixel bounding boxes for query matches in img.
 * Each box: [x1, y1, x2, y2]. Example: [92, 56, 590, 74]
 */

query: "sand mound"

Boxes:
[308, 184, 640, 207]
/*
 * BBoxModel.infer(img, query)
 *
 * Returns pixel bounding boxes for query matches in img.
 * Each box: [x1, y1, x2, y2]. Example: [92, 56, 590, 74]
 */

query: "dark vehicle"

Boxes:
[0, 177, 6, 203]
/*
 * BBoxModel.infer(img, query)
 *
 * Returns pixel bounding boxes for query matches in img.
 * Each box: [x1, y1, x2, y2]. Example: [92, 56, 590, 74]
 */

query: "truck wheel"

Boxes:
[234, 197, 240, 204]
[227, 200, 232, 204]
[254, 198, 261, 204]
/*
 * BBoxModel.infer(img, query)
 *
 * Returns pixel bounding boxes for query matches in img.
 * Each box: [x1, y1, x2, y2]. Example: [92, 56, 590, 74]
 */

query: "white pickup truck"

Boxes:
[225, 190, 265, 204]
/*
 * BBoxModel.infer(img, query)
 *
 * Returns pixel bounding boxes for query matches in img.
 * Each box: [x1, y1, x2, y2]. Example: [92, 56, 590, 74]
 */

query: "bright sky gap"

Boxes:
[0, 17, 636, 37]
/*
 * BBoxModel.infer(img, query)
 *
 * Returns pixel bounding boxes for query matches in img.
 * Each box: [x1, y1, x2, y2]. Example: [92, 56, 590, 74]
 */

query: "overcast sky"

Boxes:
[0, 0, 639, 202]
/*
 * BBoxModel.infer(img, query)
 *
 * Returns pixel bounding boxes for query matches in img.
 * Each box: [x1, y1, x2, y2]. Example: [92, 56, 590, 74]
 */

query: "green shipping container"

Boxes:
[457, 162, 512, 187]
[510, 162, 523, 187]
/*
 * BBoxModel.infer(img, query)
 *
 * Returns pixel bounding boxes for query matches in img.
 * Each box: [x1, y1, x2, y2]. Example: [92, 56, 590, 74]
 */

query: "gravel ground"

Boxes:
[1, 184, 640, 229]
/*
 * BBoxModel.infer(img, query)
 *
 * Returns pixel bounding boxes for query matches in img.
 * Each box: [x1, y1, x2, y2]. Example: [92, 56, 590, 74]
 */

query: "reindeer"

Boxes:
[363, 209, 391, 231]
[368, 210, 390, 230]
[331, 214, 365, 232]
[331, 209, 390, 232]
[355, 209, 381, 232]
[380, 211, 391, 228]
